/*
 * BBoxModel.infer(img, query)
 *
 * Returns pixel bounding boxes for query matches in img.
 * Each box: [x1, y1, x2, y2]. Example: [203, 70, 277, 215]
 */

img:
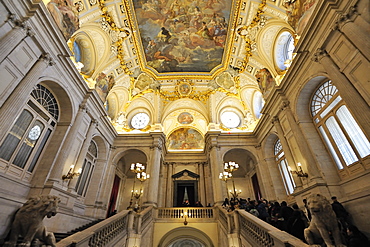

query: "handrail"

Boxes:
[56, 210, 130, 247]
[237, 210, 309, 247]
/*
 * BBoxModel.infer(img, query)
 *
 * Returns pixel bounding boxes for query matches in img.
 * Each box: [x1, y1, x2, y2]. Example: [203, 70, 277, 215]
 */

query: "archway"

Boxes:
[158, 227, 214, 247]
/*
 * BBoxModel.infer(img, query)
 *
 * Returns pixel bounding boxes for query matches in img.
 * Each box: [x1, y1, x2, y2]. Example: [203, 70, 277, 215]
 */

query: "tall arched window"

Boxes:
[311, 80, 370, 170]
[76, 140, 97, 196]
[274, 139, 295, 194]
[0, 84, 58, 181]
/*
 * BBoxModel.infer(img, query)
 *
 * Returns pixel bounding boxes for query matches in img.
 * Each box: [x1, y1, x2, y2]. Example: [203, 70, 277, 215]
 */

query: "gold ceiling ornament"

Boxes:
[237, 0, 267, 73]
[157, 80, 214, 104]
[97, 0, 132, 75]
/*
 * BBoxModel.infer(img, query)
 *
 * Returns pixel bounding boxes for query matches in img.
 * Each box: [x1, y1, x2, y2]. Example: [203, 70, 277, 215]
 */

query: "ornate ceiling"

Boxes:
[45, 0, 317, 147]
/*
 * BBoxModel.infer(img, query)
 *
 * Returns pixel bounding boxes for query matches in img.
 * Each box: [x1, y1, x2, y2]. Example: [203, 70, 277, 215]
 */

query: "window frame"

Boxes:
[311, 80, 370, 175]
[274, 139, 296, 195]
[0, 85, 58, 181]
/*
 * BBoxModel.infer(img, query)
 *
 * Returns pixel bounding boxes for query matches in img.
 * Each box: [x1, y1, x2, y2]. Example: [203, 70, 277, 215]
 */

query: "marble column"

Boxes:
[313, 49, 370, 135]
[335, 7, 370, 59]
[48, 105, 88, 184]
[198, 162, 206, 206]
[0, 16, 34, 63]
[280, 101, 323, 181]
[272, 116, 303, 188]
[68, 119, 98, 190]
[208, 144, 225, 205]
[0, 53, 54, 140]
[166, 162, 174, 207]
[143, 135, 163, 207]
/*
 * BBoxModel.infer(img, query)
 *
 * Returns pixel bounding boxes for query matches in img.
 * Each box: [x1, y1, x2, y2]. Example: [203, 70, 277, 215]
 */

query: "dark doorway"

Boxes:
[251, 173, 262, 201]
[107, 175, 120, 218]
[174, 180, 198, 207]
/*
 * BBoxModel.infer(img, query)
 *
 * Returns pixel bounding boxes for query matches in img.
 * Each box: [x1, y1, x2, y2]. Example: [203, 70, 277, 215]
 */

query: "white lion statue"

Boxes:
[4, 195, 60, 247]
[304, 194, 346, 247]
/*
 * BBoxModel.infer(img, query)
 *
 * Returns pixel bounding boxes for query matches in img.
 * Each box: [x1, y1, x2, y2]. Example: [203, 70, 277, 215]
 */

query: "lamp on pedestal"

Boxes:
[128, 163, 150, 212]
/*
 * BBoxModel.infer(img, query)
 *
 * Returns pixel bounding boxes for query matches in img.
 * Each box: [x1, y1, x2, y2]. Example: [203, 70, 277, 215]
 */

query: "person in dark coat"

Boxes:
[287, 210, 306, 242]
[257, 200, 269, 222]
[279, 201, 294, 232]
[331, 196, 350, 230]
[346, 224, 370, 247]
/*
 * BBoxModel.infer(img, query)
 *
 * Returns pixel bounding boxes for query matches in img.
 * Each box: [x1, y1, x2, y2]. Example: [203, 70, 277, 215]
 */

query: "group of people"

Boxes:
[221, 196, 369, 246]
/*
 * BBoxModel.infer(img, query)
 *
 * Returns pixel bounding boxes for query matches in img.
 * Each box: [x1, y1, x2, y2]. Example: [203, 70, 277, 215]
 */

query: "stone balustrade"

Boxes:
[55, 207, 308, 247]
[156, 207, 214, 219]
[56, 210, 130, 247]
[237, 210, 308, 247]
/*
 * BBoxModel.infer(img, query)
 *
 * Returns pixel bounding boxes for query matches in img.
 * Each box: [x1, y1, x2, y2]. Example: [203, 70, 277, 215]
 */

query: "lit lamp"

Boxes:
[128, 163, 150, 212]
[62, 165, 82, 180]
[181, 211, 191, 225]
[229, 189, 242, 199]
[290, 162, 308, 178]
[219, 171, 232, 199]
[224, 162, 241, 200]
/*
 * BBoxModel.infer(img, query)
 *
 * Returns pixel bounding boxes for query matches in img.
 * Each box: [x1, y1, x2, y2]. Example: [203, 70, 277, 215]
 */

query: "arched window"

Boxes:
[0, 84, 58, 181]
[274, 139, 295, 194]
[274, 31, 295, 71]
[76, 140, 97, 196]
[311, 80, 370, 170]
[253, 91, 264, 119]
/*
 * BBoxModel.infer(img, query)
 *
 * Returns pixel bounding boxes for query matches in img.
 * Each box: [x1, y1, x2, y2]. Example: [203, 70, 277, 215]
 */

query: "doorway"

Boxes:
[251, 173, 262, 200]
[174, 180, 198, 207]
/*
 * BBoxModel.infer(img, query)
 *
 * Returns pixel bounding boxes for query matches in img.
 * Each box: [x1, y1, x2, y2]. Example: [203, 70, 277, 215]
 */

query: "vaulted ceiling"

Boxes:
[45, 0, 316, 138]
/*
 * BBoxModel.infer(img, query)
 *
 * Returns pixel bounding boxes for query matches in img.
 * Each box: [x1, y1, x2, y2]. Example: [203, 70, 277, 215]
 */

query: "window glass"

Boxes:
[13, 121, 45, 168]
[0, 110, 33, 161]
[336, 106, 370, 158]
[311, 80, 369, 170]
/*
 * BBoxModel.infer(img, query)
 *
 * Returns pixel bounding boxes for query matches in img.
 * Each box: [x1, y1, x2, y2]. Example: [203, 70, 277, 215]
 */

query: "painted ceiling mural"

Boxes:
[167, 128, 204, 151]
[132, 0, 232, 74]
[44, 0, 320, 140]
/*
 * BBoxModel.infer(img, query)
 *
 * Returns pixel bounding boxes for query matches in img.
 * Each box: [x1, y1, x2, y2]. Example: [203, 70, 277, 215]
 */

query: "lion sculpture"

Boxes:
[304, 194, 346, 247]
[4, 195, 60, 247]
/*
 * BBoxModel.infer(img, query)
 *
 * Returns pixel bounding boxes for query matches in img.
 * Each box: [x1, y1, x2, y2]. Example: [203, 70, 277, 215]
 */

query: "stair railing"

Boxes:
[56, 210, 130, 247]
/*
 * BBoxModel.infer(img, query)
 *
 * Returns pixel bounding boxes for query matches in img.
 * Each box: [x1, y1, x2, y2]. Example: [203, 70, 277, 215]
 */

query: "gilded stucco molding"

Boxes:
[97, 0, 132, 75]
[237, 0, 267, 73]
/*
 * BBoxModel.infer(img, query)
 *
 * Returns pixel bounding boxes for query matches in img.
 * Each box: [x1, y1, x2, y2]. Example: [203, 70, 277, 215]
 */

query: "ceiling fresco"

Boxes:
[127, 0, 239, 78]
[43, 0, 320, 141]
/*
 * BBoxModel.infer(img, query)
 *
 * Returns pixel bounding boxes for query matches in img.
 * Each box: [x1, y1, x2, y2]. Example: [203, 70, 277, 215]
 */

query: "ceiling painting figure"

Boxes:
[47, 0, 79, 40]
[132, 0, 232, 73]
[177, 112, 194, 124]
[167, 128, 204, 151]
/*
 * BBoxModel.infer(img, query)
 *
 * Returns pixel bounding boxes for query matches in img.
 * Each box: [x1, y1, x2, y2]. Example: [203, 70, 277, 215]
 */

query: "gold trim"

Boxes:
[237, 0, 267, 73]
[98, 0, 132, 75]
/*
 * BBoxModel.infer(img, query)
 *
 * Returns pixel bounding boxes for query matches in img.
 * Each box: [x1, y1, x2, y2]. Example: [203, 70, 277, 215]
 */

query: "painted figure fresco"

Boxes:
[255, 68, 276, 99]
[133, 0, 232, 73]
[167, 128, 204, 150]
[283, 0, 317, 36]
[47, 0, 79, 40]
[177, 112, 194, 124]
[178, 82, 192, 95]
[95, 72, 116, 102]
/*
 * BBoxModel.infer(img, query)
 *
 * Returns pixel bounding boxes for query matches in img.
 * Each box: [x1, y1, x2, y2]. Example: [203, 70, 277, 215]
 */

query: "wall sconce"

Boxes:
[181, 211, 191, 225]
[62, 165, 82, 180]
[290, 163, 308, 178]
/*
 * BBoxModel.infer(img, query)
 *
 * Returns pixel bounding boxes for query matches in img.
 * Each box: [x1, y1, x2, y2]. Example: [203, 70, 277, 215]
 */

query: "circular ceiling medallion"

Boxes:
[131, 112, 150, 129]
[221, 111, 240, 128]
